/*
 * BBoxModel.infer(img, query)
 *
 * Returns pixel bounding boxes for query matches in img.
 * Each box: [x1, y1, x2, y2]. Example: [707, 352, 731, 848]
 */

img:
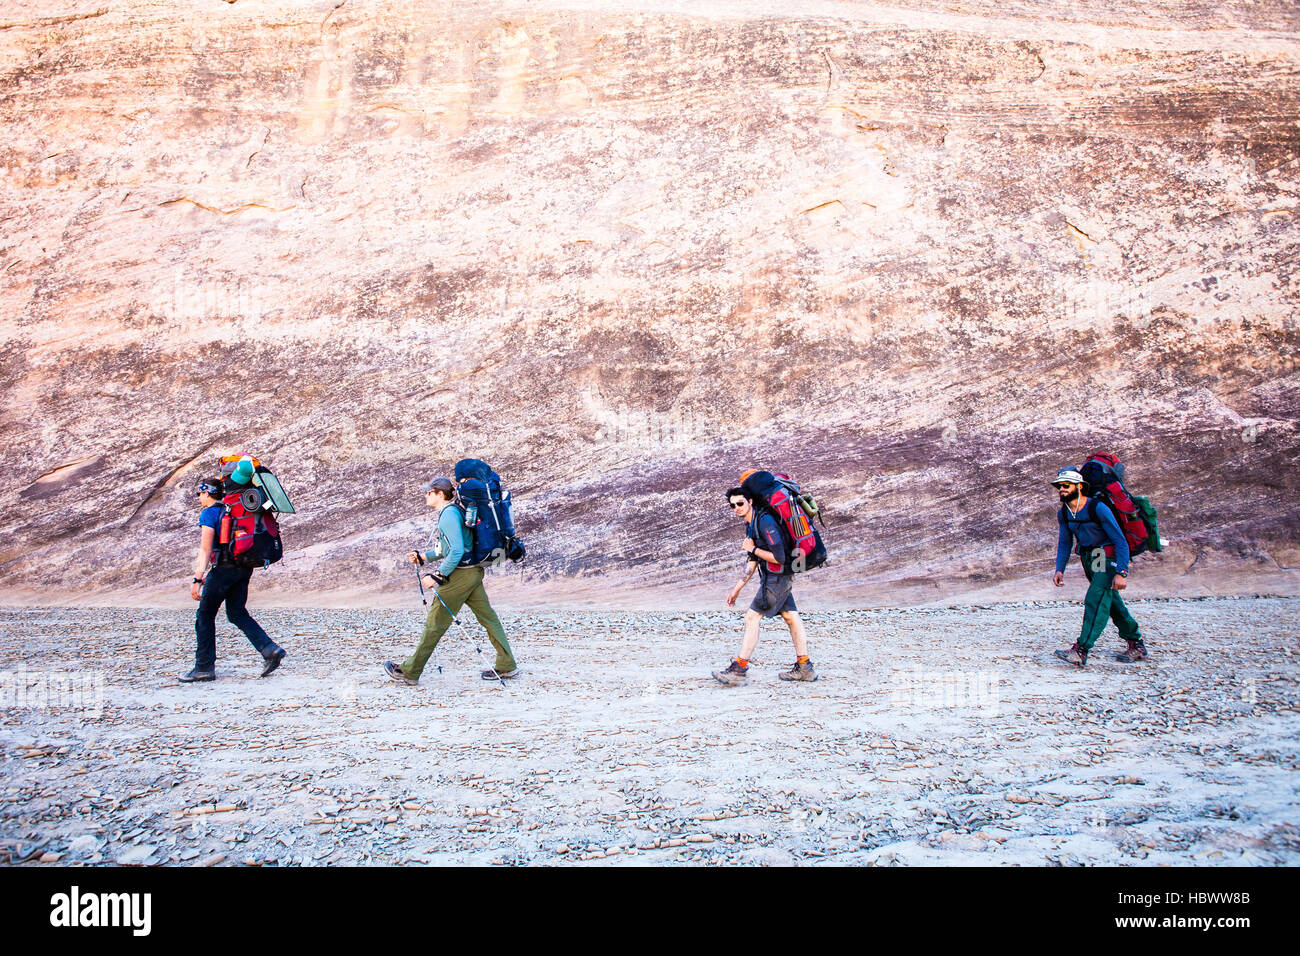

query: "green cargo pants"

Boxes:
[403, 566, 516, 679]
[1078, 547, 1141, 653]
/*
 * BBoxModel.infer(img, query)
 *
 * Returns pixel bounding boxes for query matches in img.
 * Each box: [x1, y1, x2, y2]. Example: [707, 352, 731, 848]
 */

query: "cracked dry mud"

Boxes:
[1, 598, 1297, 866]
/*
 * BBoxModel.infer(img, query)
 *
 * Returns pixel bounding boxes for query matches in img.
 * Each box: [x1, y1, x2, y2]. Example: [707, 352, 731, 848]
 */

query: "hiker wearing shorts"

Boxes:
[383, 476, 518, 684]
[712, 486, 816, 685]
[1051, 467, 1147, 667]
[182, 478, 286, 682]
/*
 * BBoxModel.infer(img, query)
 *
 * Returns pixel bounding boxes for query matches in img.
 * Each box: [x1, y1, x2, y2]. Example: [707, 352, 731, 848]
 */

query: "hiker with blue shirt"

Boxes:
[181, 477, 286, 683]
[382, 476, 518, 684]
[1051, 467, 1147, 667]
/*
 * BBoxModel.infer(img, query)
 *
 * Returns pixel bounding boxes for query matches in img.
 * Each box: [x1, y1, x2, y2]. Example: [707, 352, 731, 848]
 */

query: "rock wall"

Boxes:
[1, 1, 1297, 606]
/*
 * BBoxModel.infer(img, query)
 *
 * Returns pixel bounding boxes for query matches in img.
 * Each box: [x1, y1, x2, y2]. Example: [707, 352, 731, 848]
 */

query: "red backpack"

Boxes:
[1078, 452, 1162, 557]
[739, 471, 828, 573]
[218, 487, 283, 570]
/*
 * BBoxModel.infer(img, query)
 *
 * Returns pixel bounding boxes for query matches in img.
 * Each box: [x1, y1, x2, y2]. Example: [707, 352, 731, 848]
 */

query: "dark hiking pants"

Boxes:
[194, 564, 275, 670]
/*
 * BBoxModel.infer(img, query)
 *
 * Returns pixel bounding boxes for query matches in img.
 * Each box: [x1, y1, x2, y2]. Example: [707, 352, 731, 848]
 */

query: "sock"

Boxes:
[736, 657, 749, 669]
[797, 655, 809, 665]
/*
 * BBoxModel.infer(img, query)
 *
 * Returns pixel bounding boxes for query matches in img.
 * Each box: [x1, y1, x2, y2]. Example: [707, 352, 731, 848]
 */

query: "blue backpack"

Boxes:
[453, 459, 526, 566]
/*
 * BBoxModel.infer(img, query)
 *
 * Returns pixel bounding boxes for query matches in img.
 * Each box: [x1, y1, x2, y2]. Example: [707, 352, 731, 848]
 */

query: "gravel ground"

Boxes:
[1, 597, 1297, 866]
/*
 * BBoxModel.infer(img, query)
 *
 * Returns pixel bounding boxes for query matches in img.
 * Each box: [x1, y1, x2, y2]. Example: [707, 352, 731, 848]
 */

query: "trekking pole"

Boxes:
[431, 588, 505, 691]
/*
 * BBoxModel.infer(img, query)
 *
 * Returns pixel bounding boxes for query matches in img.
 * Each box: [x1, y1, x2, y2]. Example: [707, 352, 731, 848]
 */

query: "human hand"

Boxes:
[408, 551, 423, 565]
[743, 537, 755, 554]
[1052, 571, 1064, 587]
[726, 586, 742, 607]
[191, 580, 202, 601]
[1113, 574, 1128, 591]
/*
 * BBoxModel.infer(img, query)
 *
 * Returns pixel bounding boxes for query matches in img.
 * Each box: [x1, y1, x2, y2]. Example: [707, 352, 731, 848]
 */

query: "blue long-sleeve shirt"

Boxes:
[423, 504, 470, 576]
[1056, 499, 1130, 574]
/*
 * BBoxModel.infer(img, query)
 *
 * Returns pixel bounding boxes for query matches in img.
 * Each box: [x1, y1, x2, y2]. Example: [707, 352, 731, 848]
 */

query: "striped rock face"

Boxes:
[2, 1, 1297, 606]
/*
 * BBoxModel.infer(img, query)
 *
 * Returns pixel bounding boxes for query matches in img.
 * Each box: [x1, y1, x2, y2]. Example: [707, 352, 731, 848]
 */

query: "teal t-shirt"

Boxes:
[424, 504, 471, 576]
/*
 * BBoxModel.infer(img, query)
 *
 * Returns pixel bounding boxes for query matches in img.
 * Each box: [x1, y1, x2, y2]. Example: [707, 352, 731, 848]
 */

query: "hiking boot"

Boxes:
[179, 668, 215, 683]
[1113, 639, 1148, 663]
[483, 668, 519, 680]
[261, 645, 286, 677]
[711, 660, 749, 686]
[778, 660, 818, 682]
[1053, 643, 1088, 668]
[382, 660, 416, 685]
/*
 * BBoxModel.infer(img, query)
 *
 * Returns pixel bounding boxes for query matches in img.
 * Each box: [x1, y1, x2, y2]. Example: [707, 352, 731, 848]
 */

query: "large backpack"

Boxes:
[452, 458, 526, 567]
[216, 455, 293, 570]
[739, 470, 828, 573]
[1078, 452, 1162, 557]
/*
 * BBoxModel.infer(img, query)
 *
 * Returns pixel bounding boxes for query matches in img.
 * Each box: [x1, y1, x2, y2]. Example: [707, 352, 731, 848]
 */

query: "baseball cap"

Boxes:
[420, 477, 455, 495]
[1052, 468, 1085, 486]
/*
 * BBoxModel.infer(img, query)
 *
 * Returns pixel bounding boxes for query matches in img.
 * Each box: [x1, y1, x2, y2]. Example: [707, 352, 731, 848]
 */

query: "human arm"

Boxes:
[743, 538, 779, 566]
[191, 525, 215, 601]
[1054, 506, 1071, 584]
[746, 514, 786, 569]
[1093, 502, 1131, 575]
[436, 506, 465, 577]
[727, 560, 757, 606]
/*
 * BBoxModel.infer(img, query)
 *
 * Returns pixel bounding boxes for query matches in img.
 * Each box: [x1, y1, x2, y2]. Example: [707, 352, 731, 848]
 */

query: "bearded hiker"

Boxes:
[1051, 467, 1147, 667]
[712, 485, 817, 686]
[182, 477, 286, 683]
[382, 476, 519, 684]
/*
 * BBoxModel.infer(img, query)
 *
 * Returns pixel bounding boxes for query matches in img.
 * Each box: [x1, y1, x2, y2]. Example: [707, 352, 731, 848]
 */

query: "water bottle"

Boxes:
[464, 503, 478, 528]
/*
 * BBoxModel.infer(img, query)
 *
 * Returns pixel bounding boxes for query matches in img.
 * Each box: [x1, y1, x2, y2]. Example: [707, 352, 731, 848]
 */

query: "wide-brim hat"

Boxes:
[1051, 468, 1085, 486]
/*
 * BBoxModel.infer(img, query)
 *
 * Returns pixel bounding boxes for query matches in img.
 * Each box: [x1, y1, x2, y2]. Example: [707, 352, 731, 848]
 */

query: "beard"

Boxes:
[1059, 488, 1081, 503]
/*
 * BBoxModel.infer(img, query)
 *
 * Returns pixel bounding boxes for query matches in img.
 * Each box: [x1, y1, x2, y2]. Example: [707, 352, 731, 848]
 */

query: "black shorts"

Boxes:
[750, 574, 796, 618]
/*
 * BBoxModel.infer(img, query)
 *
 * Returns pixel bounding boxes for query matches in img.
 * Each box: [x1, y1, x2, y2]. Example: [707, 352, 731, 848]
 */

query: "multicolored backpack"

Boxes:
[216, 455, 293, 570]
[739, 470, 828, 573]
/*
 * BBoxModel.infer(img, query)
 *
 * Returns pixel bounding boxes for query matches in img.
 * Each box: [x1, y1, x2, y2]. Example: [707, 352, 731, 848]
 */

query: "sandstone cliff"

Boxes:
[2, 1, 1297, 607]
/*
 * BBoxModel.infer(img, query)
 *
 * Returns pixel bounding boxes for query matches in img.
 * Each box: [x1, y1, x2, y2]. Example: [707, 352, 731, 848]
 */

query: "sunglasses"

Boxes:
[729, 501, 747, 510]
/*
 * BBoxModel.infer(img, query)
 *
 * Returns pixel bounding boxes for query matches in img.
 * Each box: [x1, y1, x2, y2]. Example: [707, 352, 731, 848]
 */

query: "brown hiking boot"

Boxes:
[711, 660, 749, 686]
[1113, 639, 1148, 663]
[1053, 642, 1088, 668]
[778, 660, 818, 682]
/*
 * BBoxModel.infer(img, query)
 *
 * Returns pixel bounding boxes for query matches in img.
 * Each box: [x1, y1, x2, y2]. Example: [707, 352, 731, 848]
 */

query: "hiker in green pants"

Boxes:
[1051, 467, 1147, 667]
[382, 477, 518, 684]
